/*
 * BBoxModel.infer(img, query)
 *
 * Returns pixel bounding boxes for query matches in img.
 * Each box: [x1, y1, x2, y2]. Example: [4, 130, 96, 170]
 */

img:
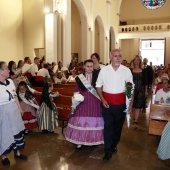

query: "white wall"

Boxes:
[71, 1, 81, 61]
[0, 0, 23, 63]
[23, 0, 44, 61]
[120, 0, 170, 24]
[121, 39, 139, 62]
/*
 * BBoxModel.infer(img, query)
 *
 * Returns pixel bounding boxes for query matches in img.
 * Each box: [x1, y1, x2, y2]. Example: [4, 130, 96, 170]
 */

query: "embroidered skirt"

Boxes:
[0, 102, 25, 155]
[38, 102, 58, 131]
[65, 88, 104, 145]
[20, 101, 38, 130]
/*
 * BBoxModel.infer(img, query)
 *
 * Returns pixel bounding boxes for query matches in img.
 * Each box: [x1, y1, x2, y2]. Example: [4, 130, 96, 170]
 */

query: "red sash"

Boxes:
[103, 92, 125, 105]
[36, 76, 44, 81]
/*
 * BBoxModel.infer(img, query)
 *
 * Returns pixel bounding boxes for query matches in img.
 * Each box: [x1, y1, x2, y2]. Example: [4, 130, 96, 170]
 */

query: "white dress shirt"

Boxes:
[0, 79, 16, 105]
[29, 63, 38, 76]
[37, 68, 50, 78]
[22, 63, 31, 74]
[96, 64, 133, 94]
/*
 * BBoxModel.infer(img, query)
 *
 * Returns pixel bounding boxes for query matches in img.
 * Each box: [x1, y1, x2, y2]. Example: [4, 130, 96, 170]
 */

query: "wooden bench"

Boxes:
[148, 104, 170, 136]
[53, 83, 75, 89]
[34, 93, 72, 134]
[32, 86, 74, 96]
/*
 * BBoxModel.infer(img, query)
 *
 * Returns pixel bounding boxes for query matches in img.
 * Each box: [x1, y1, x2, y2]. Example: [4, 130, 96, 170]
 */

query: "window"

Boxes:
[140, 40, 165, 66]
[141, 0, 166, 10]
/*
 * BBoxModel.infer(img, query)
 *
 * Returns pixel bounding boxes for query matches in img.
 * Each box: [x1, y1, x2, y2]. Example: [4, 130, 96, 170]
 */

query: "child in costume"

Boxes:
[17, 81, 39, 134]
[38, 82, 59, 133]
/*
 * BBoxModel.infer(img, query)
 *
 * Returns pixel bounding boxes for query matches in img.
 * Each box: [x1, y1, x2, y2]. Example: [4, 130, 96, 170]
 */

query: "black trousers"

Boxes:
[101, 103, 126, 154]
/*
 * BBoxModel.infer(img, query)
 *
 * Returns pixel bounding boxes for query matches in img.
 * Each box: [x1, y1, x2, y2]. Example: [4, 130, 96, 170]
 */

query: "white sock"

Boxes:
[77, 144, 82, 148]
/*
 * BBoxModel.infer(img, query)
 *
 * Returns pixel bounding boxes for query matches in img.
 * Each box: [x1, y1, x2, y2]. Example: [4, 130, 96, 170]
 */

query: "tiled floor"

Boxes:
[1, 99, 170, 170]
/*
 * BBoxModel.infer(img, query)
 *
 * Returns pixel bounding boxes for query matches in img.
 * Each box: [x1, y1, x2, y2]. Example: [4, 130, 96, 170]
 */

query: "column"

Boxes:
[62, 0, 71, 67]
[45, 13, 58, 63]
[106, 0, 111, 64]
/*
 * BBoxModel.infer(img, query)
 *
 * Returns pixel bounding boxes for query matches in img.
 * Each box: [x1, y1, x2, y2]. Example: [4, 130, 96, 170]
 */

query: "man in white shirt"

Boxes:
[29, 57, 40, 85]
[96, 49, 133, 162]
[22, 57, 31, 75]
[35, 64, 51, 87]
[29, 57, 40, 76]
[155, 78, 170, 104]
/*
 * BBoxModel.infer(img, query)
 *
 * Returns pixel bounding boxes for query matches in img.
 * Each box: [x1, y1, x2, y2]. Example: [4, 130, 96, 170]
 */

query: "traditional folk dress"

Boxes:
[0, 79, 25, 155]
[65, 73, 104, 146]
[18, 90, 39, 130]
[38, 89, 59, 131]
[157, 120, 170, 160]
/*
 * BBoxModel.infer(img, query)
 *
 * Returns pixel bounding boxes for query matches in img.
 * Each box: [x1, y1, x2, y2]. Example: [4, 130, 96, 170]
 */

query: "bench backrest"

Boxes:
[53, 84, 75, 89]
[32, 86, 74, 96]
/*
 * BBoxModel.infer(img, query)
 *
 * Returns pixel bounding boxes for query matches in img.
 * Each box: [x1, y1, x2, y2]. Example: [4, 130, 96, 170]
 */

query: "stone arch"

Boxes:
[94, 15, 105, 63]
[72, 0, 88, 61]
[109, 26, 115, 52]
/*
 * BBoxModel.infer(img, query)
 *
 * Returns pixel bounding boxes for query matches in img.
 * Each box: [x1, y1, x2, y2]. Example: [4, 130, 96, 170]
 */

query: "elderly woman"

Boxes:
[0, 61, 27, 166]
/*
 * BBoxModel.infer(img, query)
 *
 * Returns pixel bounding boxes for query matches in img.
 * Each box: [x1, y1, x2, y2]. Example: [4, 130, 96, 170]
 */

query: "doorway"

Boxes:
[140, 39, 165, 66]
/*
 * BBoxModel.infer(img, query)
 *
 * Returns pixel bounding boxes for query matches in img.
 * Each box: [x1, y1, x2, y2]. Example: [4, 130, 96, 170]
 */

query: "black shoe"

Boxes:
[111, 147, 117, 154]
[47, 130, 54, 133]
[14, 154, 28, 160]
[42, 130, 48, 133]
[2, 158, 10, 166]
[103, 153, 112, 162]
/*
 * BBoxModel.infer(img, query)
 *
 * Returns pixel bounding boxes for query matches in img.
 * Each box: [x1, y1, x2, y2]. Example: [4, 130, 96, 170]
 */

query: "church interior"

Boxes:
[0, 0, 170, 169]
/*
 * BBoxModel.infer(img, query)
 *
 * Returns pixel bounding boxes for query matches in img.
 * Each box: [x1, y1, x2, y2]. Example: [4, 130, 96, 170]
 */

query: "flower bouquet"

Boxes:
[124, 82, 135, 128]
[70, 92, 84, 117]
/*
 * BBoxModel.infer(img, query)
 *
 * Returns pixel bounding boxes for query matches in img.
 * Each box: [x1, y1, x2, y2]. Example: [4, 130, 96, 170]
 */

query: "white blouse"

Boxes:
[96, 64, 133, 94]
[0, 79, 16, 105]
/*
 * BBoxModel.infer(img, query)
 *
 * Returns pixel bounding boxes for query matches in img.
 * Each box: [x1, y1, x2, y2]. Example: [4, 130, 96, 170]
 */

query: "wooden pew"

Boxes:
[34, 92, 72, 134]
[66, 82, 76, 85]
[148, 104, 170, 135]
[32, 86, 74, 96]
[53, 83, 75, 89]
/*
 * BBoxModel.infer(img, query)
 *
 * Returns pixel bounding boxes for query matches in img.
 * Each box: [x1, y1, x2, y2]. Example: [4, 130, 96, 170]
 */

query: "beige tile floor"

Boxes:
[1, 98, 170, 170]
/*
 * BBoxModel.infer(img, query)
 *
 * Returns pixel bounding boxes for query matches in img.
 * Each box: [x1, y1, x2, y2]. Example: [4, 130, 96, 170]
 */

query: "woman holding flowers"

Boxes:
[65, 59, 104, 149]
[131, 55, 148, 129]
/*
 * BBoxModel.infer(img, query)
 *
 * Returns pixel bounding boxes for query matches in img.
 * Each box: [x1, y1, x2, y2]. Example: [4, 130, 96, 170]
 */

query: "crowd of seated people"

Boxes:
[7, 56, 109, 88]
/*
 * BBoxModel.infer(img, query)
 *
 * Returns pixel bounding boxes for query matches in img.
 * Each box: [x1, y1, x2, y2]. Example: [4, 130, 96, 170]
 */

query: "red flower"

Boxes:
[127, 82, 132, 86]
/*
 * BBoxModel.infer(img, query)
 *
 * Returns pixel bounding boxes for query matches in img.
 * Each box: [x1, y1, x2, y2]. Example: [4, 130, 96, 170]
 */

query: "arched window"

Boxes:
[141, 0, 166, 10]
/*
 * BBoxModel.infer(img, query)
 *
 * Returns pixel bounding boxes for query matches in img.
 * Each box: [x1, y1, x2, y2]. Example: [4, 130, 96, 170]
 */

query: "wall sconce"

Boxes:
[54, 0, 62, 13]
[106, 37, 108, 40]
[44, 8, 51, 13]
[89, 27, 93, 31]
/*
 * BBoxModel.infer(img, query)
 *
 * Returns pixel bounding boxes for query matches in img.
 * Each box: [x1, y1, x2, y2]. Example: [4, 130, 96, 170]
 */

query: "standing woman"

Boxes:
[91, 53, 105, 86]
[8, 61, 21, 87]
[0, 61, 27, 166]
[131, 56, 148, 129]
[65, 59, 104, 149]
